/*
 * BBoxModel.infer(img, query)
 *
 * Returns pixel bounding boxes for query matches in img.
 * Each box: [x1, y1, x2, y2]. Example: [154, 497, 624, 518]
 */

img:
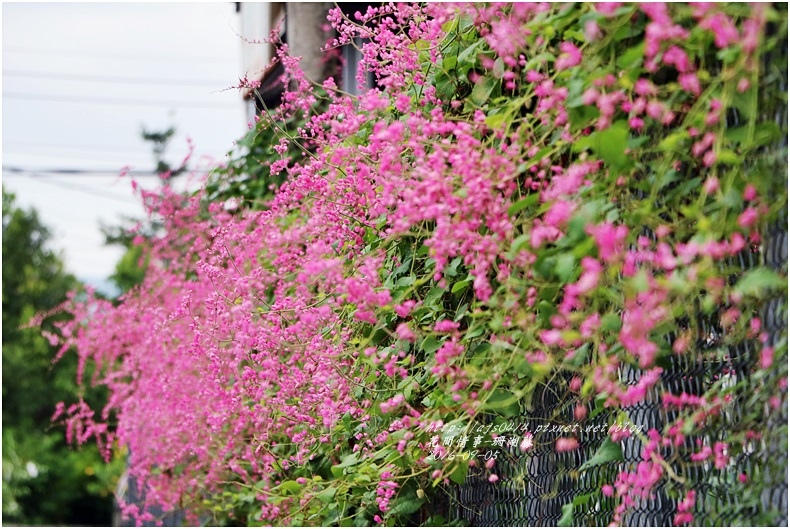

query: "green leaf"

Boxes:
[579, 438, 623, 471]
[335, 454, 358, 468]
[658, 130, 687, 153]
[389, 496, 425, 516]
[507, 193, 539, 216]
[537, 300, 556, 326]
[449, 460, 469, 485]
[485, 112, 507, 129]
[457, 40, 483, 68]
[471, 76, 496, 106]
[629, 270, 650, 294]
[396, 275, 416, 287]
[716, 149, 739, 165]
[465, 323, 485, 339]
[558, 502, 574, 527]
[573, 493, 593, 507]
[315, 487, 337, 503]
[492, 57, 505, 79]
[422, 336, 441, 355]
[276, 480, 303, 495]
[483, 389, 521, 417]
[424, 287, 445, 307]
[600, 313, 622, 332]
[726, 123, 782, 147]
[454, 303, 469, 321]
[445, 257, 462, 277]
[595, 121, 631, 172]
[569, 105, 600, 131]
[734, 268, 786, 297]
[434, 71, 457, 101]
[451, 279, 471, 294]
[616, 43, 645, 70]
[555, 254, 576, 283]
[567, 343, 590, 368]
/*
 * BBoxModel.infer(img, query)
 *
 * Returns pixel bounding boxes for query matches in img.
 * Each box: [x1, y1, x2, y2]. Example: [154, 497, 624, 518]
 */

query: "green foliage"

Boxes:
[141, 125, 187, 177]
[109, 243, 150, 294]
[205, 90, 328, 208]
[2, 189, 122, 524]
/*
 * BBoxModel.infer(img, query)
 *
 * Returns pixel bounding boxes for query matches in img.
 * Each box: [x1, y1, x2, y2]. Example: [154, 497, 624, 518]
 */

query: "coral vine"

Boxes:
[47, 3, 786, 526]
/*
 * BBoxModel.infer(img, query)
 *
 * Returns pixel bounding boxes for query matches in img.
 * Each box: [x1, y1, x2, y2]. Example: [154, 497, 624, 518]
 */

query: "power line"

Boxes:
[4, 69, 233, 88]
[5, 149, 151, 163]
[4, 46, 230, 64]
[3, 165, 162, 177]
[3, 92, 240, 108]
[3, 139, 151, 156]
[2, 170, 136, 204]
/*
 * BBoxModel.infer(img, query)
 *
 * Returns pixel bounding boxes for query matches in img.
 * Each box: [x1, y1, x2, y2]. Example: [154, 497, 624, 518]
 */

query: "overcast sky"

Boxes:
[2, 2, 249, 294]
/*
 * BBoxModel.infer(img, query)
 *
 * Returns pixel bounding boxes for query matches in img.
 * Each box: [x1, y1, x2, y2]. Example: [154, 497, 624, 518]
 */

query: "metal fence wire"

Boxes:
[450, 39, 788, 529]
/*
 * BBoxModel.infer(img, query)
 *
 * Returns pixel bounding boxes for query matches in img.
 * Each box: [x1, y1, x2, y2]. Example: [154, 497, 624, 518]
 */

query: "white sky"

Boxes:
[2, 2, 250, 293]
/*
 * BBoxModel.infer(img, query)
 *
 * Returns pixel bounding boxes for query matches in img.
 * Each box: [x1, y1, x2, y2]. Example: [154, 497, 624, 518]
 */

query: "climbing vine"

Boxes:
[47, 3, 786, 526]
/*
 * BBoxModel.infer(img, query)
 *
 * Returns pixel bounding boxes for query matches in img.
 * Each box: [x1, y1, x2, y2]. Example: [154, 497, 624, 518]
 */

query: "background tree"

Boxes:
[100, 125, 185, 295]
[2, 189, 121, 525]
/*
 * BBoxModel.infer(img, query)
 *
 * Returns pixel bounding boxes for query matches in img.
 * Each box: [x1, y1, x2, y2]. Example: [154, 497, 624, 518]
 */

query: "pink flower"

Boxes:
[544, 200, 575, 228]
[702, 177, 719, 195]
[539, 329, 563, 346]
[738, 207, 758, 228]
[434, 319, 459, 333]
[663, 46, 691, 73]
[655, 224, 672, 238]
[395, 323, 416, 342]
[674, 490, 696, 526]
[556, 437, 579, 452]
[713, 442, 728, 469]
[743, 184, 757, 201]
[679, 73, 701, 96]
[646, 100, 665, 120]
[701, 12, 740, 49]
[526, 70, 544, 83]
[488, 473, 499, 483]
[355, 309, 378, 324]
[584, 20, 602, 42]
[760, 346, 775, 369]
[595, 2, 623, 16]
[602, 484, 614, 497]
[586, 222, 628, 262]
[690, 445, 712, 462]
[634, 78, 657, 97]
[629, 117, 644, 131]
[580, 313, 601, 338]
[555, 41, 582, 70]
[742, 17, 762, 53]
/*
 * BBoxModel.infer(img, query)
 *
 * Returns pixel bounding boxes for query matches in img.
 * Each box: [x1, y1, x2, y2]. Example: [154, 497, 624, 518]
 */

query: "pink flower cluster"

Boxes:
[45, 3, 783, 526]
